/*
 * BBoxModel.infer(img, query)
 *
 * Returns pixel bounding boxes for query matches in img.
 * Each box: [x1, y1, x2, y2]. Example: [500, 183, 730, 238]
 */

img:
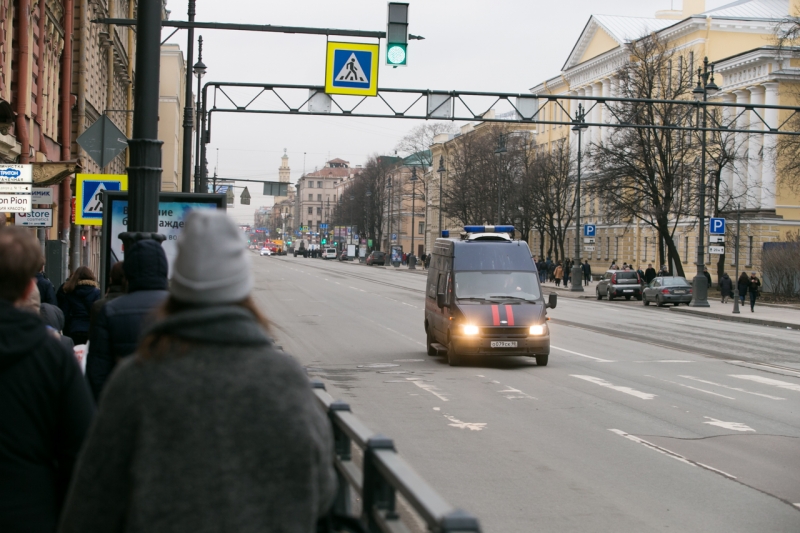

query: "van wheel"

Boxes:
[426, 328, 437, 356]
[447, 339, 460, 366]
[535, 354, 549, 366]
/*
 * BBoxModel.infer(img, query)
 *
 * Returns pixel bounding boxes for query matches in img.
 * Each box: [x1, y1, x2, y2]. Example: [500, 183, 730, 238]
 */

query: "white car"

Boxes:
[260, 247, 273, 256]
[323, 248, 337, 259]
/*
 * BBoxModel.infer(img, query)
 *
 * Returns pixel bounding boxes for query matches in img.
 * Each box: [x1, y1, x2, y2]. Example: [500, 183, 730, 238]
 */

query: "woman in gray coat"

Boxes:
[60, 211, 336, 533]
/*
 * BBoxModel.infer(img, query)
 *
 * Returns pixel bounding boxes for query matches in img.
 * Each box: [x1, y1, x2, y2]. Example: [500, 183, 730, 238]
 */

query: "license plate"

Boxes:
[674, 290, 686, 294]
[491, 341, 518, 348]
[624, 290, 633, 293]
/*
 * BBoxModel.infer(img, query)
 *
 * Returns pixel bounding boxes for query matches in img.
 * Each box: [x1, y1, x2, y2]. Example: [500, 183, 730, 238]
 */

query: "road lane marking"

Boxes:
[634, 360, 694, 363]
[572, 375, 656, 399]
[552, 346, 615, 362]
[656, 377, 735, 399]
[609, 429, 738, 479]
[703, 417, 755, 432]
[444, 415, 486, 431]
[497, 384, 536, 400]
[408, 379, 449, 402]
[730, 375, 800, 393]
[679, 375, 785, 400]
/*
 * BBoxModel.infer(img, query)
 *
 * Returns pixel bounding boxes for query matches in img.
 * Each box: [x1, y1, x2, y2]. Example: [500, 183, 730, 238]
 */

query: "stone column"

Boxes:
[592, 81, 604, 145]
[720, 93, 736, 206]
[601, 78, 612, 144]
[733, 89, 750, 203]
[761, 82, 779, 210]
[747, 85, 765, 210]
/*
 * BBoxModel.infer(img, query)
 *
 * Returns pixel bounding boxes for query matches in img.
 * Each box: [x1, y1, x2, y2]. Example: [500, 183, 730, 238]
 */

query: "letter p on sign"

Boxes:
[709, 217, 726, 235]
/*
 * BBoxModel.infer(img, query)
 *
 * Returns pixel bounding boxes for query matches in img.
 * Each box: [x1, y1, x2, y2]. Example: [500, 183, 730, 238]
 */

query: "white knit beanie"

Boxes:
[170, 210, 253, 304]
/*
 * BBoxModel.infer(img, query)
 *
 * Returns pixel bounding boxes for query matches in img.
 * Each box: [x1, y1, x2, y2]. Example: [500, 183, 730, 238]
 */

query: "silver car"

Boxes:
[642, 276, 693, 306]
[596, 270, 643, 301]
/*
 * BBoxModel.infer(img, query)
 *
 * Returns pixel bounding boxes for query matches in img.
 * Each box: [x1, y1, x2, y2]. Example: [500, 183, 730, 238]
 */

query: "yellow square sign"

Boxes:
[325, 41, 380, 97]
[75, 173, 128, 226]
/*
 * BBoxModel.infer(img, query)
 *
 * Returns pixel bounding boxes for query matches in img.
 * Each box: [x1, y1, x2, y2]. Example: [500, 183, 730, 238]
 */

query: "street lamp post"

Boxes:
[192, 37, 206, 192]
[180, 0, 196, 193]
[409, 166, 418, 269]
[437, 156, 445, 238]
[494, 135, 507, 225]
[571, 104, 588, 292]
[387, 177, 393, 251]
[365, 188, 372, 252]
[732, 204, 741, 314]
[690, 56, 719, 307]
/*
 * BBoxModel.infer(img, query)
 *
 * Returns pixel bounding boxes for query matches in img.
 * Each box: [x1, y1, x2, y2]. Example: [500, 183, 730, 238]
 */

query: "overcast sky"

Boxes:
[161, 0, 731, 225]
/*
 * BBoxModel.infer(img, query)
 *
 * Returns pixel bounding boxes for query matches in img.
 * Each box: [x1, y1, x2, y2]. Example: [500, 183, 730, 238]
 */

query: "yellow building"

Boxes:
[158, 44, 187, 192]
[523, 0, 800, 279]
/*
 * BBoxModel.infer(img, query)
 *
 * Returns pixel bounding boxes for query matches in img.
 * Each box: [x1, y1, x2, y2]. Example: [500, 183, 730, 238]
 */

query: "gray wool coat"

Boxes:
[59, 305, 336, 533]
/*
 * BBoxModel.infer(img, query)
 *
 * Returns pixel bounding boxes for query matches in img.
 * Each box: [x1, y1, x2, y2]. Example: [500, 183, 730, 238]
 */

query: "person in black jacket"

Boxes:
[36, 263, 58, 306]
[748, 271, 762, 312]
[720, 272, 733, 303]
[0, 227, 94, 533]
[582, 260, 592, 286]
[86, 239, 169, 400]
[737, 272, 750, 305]
[57, 267, 101, 345]
[645, 263, 657, 284]
[89, 260, 126, 332]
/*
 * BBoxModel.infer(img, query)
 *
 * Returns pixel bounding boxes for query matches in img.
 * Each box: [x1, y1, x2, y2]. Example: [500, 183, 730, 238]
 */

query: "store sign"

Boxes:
[32, 187, 54, 205]
[15, 208, 53, 227]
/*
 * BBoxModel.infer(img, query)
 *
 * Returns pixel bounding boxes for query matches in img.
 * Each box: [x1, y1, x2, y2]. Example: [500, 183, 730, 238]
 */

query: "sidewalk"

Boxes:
[670, 299, 800, 329]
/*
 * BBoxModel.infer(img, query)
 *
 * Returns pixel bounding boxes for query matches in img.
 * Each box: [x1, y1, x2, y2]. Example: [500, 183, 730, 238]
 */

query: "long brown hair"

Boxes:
[138, 296, 271, 360]
[63, 266, 96, 293]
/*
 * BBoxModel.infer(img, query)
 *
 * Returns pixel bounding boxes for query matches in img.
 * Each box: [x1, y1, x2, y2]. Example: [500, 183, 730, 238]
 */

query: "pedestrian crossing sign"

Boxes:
[75, 173, 128, 225]
[325, 41, 380, 96]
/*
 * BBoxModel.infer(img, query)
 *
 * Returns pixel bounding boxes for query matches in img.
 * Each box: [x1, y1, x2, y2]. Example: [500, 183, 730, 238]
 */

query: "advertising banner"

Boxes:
[15, 208, 53, 227]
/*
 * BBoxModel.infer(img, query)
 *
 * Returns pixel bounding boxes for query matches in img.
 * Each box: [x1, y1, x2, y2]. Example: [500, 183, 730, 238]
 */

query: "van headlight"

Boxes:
[529, 324, 545, 336]
[462, 325, 480, 336]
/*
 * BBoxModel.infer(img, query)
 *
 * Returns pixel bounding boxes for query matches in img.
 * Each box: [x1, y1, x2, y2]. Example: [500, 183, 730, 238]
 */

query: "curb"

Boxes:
[669, 306, 798, 329]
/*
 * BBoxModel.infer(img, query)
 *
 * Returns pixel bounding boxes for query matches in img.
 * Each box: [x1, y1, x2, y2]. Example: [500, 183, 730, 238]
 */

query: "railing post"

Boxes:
[439, 509, 482, 533]
[328, 400, 352, 515]
[362, 435, 397, 533]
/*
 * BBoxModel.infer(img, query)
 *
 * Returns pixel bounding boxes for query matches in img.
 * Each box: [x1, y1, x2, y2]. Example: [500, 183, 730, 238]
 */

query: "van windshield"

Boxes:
[454, 271, 541, 301]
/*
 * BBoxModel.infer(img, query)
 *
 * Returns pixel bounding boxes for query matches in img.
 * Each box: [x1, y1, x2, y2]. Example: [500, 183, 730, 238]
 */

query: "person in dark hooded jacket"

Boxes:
[57, 266, 101, 345]
[89, 260, 126, 332]
[86, 238, 169, 400]
[720, 272, 733, 303]
[36, 263, 58, 306]
[0, 227, 94, 533]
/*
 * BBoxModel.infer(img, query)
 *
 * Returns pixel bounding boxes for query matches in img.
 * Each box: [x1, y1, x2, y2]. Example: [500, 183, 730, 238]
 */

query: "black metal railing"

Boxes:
[311, 381, 481, 533]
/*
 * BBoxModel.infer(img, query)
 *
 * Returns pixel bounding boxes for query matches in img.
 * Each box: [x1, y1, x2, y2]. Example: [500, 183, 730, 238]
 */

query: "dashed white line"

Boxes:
[656, 377, 736, 400]
[730, 375, 800, 393]
[703, 417, 755, 432]
[444, 415, 486, 431]
[679, 375, 785, 400]
[552, 346, 615, 362]
[572, 375, 656, 400]
[408, 379, 449, 402]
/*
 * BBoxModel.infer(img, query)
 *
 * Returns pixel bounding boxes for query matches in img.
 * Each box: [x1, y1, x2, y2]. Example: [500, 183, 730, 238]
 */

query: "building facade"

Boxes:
[294, 158, 360, 246]
[158, 43, 186, 192]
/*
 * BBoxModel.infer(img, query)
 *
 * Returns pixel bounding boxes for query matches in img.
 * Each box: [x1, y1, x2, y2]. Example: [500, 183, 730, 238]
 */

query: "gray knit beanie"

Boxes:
[170, 210, 253, 304]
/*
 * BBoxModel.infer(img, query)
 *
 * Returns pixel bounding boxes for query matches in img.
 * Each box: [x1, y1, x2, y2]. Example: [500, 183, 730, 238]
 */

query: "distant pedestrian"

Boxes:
[89, 261, 126, 332]
[645, 263, 657, 284]
[57, 266, 101, 346]
[737, 272, 750, 305]
[554, 262, 564, 287]
[610, 260, 617, 270]
[563, 259, 571, 287]
[87, 238, 169, 401]
[582, 260, 592, 286]
[658, 264, 670, 277]
[703, 266, 712, 289]
[60, 210, 336, 532]
[748, 271, 761, 312]
[720, 273, 733, 303]
[35, 262, 57, 306]
[0, 226, 94, 533]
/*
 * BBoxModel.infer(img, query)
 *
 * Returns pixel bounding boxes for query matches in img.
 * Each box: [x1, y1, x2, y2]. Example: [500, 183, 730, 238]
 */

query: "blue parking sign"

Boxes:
[709, 218, 726, 235]
[584, 224, 596, 237]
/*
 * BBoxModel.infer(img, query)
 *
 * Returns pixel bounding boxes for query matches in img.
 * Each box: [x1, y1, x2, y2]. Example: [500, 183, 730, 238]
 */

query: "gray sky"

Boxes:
[161, 0, 730, 225]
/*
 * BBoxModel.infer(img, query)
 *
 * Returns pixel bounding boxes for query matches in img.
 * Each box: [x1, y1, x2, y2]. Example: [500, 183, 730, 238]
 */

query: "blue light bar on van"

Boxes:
[463, 225, 515, 234]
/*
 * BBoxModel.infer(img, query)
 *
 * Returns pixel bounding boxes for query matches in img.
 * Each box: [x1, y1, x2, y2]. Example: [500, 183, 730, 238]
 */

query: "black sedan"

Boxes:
[366, 251, 386, 266]
[642, 276, 693, 306]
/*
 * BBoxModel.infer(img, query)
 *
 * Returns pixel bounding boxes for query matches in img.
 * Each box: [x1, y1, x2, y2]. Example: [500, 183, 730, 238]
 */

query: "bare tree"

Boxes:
[395, 122, 458, 163]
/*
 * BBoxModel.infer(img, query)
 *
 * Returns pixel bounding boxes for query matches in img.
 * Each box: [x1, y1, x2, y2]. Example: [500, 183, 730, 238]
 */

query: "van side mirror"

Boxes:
[436, 292, 446, 308]
[547, 293, 557, 309]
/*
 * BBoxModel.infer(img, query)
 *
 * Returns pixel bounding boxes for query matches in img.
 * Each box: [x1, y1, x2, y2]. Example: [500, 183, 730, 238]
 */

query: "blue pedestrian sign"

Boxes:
[584, 224, 596, 237]
[74, 173, 127, 226]
[325, 42, 380, 97]
[709, 217, 726, 235]
[320, 223, 328, 229]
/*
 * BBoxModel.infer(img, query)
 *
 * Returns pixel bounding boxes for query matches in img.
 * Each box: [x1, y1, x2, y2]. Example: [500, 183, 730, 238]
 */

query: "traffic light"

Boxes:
[321, 238, 327, 245]
[386, 2, 408, 66]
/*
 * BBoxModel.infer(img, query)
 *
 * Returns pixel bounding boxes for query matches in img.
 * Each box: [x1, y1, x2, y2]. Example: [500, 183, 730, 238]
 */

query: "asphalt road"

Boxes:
[252, 255, 800, 533]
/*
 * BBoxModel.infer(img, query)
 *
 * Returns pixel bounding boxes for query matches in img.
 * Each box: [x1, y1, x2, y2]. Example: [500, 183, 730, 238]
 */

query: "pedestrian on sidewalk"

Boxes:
[645, 263, 657, 284]
[582, 260, 592, 286]
[554, 262, 564, 287]
[60, 210, 336, 533]
[563, 259, 571, 287]
[36, 262, 58, 306]
[0, 227, 94, 533]
[748, 271, 762, 312]
[720, 273, 733, 303]
[89, 261, 126, 331]
[86, 238, 169, 401]
[737, 272, 749, 305]
[703, 266, 713, 289]
[57, 267, 101, 346]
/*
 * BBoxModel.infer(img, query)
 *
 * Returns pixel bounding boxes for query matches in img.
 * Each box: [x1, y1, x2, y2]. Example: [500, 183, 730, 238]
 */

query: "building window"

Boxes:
[308, 181, 313, 188]
[418, 221, 424, 235]
[333, 195, 336, 202]
[308, 220, 312, 229]
[316, 207, 322, 215]
[644, 237, 648, 263]
[605, 236, 610, 260]
[614, 237, 619, 261]
[747, 236, 753, 266]
[684, 235, 689, 262]
[317, 194, 322, 201]
[317, 181, 322, 188]
[308, 194, 312, 201]
[307, 207, 313, 214]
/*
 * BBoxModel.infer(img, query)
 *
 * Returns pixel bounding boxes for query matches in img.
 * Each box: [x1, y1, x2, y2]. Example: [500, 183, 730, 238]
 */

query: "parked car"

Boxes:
[322, 247, 338, 260]
[259, 247, 273, 256]
[338, 250, 349, 261]
[366, 251, 386, 266]
[596, 270, 642, 300]
[642, 276, 693, 306]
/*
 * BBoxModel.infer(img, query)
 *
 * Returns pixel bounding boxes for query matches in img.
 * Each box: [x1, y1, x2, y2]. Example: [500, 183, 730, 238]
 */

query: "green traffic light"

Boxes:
[387, 43, 407, 66]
